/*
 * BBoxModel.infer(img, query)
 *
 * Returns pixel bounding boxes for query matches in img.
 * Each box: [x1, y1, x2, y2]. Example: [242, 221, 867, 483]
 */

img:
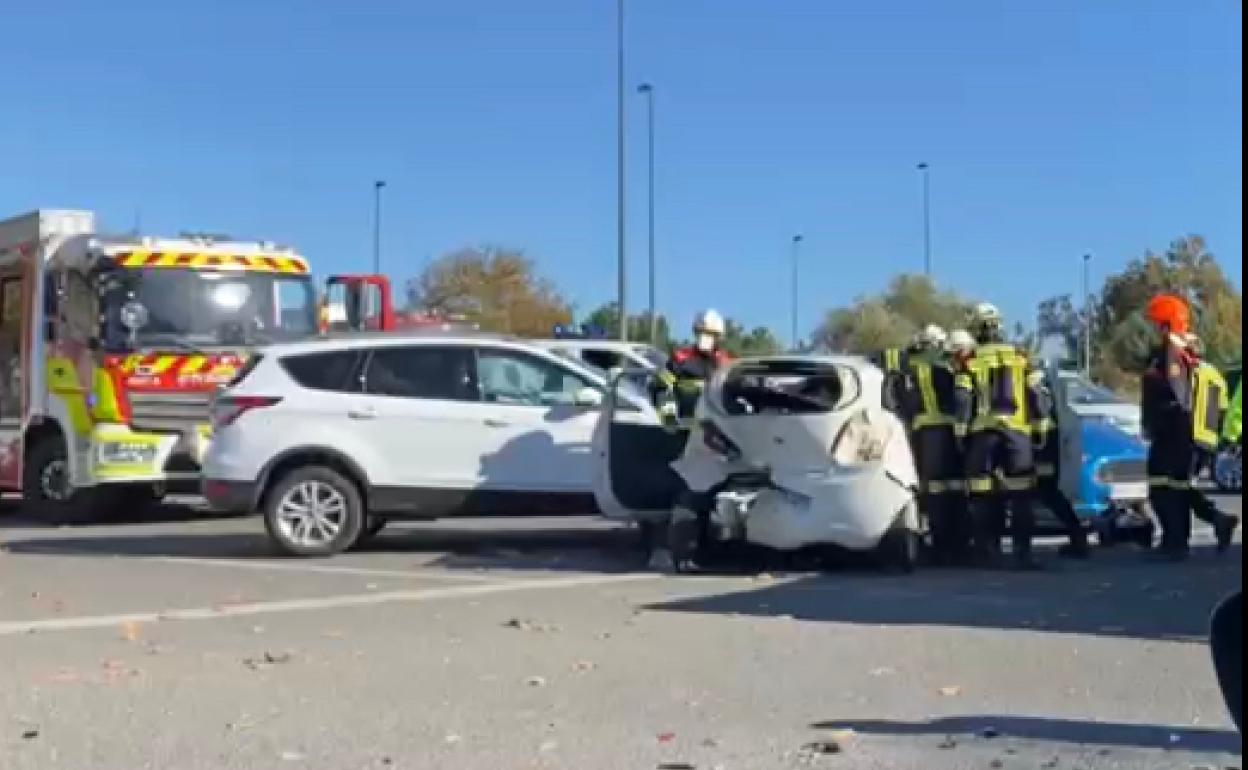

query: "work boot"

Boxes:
[1215, 515, 1240, 554]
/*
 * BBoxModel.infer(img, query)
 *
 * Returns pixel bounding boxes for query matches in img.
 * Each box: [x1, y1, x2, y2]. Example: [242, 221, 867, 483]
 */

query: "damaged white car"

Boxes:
[592, 356, 922, 571]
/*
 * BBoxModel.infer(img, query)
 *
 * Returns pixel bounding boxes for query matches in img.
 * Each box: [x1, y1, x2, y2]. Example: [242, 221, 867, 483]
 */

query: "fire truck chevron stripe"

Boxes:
[113, 252, 308, 274]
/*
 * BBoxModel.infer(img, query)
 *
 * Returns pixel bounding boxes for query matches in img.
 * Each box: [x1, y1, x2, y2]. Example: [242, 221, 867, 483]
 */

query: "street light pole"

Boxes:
[917, 163, 931, 278]
[791, 234, 804, 350]
[637, 82, 656, 345]
[615, 0, 628, 341]
[1082, 253, 1093, 376]
[373, 180, 386, 275]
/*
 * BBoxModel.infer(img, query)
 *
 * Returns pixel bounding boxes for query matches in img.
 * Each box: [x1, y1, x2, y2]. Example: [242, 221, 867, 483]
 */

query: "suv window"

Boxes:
[364, 346, 477, 401]
[581, 348, 624, 372]
[477, 349, 595, 407]
[281, 351, 361, 392]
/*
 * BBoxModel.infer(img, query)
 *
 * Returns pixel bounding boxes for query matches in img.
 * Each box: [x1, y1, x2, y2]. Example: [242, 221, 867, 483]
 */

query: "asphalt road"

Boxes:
[1, 496, 1242, 770]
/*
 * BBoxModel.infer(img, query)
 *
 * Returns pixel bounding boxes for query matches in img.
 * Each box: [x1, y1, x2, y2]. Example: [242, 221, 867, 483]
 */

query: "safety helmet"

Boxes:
[692, 309, 726, 337]
[948, 329, 976, 355]
[971, 302, 1003, 329]
[917, 323, 948, 349]
[1146, 294, 1191, 335]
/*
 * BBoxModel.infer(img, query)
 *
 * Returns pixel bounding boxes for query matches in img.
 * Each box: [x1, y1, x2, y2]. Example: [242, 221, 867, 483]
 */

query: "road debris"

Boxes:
[243, 651, 295, 670]
[937, 736, 958, 750]
[502, 618, 560, 633]
[938, 685, 963, 697]
[799, 738, 844, 757]
[525, 676, 548, 687]
[20, 728, 39, 740]
[120, 622, 143, 642]
[657, 732, 677, 744]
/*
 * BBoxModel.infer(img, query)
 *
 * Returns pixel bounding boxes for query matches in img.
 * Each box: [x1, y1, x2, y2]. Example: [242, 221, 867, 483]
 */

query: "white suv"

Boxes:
[202, 332, 653, 556]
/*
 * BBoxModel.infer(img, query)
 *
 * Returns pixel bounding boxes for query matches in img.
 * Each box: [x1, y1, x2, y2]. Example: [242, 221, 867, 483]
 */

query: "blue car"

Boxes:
[1044, 368, 1155, 546]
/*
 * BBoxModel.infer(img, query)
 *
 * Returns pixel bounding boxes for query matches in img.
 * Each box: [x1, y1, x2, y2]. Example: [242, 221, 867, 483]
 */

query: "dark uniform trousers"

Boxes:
[1149, 426, 1196, 553]
[914, 423, 968, 561]
[964, 428, 1036, 561]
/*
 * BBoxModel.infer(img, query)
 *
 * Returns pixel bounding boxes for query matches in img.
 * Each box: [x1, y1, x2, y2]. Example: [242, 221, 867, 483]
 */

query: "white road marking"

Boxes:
[0, 572, 661, 637]
[147, 556, 504, 583]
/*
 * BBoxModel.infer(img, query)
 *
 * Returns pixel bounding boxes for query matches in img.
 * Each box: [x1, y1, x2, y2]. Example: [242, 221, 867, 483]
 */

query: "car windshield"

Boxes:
[1063, 376, 1129, 406]
[100, 268, 316, 350]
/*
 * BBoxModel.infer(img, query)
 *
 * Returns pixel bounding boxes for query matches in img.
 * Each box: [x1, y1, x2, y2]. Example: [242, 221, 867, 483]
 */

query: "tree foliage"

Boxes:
[406, 247, 572, 337]
[1090, 236, 1242, 390]
[811, 274, 976, 354]
[581, 303, 672, 348]
[721, 321, 785, 357]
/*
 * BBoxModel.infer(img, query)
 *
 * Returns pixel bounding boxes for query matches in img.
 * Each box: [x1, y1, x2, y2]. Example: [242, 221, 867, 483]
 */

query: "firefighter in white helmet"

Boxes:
[954, 302, 1046, 569]
[655, 309, 733, 423]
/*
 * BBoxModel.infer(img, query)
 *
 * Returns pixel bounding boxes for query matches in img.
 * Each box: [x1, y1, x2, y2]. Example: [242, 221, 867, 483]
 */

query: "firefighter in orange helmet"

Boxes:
[1141, 294, 1201, 560]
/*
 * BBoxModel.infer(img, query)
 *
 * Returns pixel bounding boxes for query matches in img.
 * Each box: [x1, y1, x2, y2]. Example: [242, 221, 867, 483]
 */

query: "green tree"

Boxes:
[721, 321, 784, 357]
[811, 274, 975, 354]
[580, 303, 671, 348]
[1093, 235, 1242, 389]
[406, 247, 572, 337]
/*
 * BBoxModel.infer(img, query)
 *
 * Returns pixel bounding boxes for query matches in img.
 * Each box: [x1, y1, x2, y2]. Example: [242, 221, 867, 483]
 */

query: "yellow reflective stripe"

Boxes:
[926, 480, 947, 494]
[969, 477, 995, 493]
[913, 363, 943, 422]
[658, 370, 677, 387]
[913, 414, 955, 429]
[885, 349, 901, 372]
[1001, 475, 1035, 491]
[1148, 477, 1192, 490]
[1032, 417, 1057, 436]
[954, 423, 968, 438]
[112, 251, 309, 274]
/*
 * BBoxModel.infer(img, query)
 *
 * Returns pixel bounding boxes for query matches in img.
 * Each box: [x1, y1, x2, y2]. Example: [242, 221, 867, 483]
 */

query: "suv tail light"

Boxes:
[212, 395, 282, 428]
[700, 419, 742, 462]
[831, 410, 891, 466]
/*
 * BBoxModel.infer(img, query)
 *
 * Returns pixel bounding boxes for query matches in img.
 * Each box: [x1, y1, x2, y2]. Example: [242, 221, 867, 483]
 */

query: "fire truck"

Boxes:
[0, 210, 319, 520]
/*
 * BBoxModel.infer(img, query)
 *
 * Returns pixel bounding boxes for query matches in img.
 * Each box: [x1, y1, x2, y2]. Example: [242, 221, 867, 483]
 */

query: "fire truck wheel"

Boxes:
[22, 434, 96, 524]
[263, 465, 365, 557]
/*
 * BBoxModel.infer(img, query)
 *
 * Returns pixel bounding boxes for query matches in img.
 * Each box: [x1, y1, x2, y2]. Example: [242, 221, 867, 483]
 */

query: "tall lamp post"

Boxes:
[637, 82, 656, 344]
[1082, 253, 1093, 376]
[791, 234, 804, 350]
[917, 162, 931, 278]
[615, 0, 628, 341]
[372, 180, 386, 275]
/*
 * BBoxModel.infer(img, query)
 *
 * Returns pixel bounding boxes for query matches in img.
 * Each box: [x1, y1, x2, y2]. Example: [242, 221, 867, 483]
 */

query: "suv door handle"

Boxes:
[483, 418, 510, 428]
[347, 407, 378, 420]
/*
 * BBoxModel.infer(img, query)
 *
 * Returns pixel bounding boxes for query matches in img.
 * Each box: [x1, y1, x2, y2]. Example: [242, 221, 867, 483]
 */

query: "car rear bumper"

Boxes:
[202, 478, 258, 513]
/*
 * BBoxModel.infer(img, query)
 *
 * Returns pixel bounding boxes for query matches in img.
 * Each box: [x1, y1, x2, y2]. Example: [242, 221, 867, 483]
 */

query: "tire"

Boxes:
[878, 516, 922, 574]
[262, 466, 364, 557]
[1214, 447, 1243, 494]
[349, 517, 389, 550]
[22, 434, 99, 524]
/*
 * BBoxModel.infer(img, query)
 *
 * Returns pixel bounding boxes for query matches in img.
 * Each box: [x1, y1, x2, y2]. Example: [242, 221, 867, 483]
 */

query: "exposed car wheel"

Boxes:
[349, 517, 389, 550]
[878, 512, 922, 573]
[263, 466, 364, 557]
[1214, 446, 1243, 494]
[22, 434, 99, 524]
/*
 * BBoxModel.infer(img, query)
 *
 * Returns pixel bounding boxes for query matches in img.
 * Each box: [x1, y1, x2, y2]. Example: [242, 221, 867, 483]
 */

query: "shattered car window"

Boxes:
[720, 360, 857, 416]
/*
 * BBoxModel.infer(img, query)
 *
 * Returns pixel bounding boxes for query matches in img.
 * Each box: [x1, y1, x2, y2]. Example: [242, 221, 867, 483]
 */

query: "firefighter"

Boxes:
[905, 325, 969, 564]
[1185, 333, 1240, 552]
[1141, 294, 1200, 561]
[871, 343, 913, 416]
[655, 309, 732, 423]
[1028, 369, 1091, 559]
[1225, 376, 1243, 446]
[955, 303, 1044, 570]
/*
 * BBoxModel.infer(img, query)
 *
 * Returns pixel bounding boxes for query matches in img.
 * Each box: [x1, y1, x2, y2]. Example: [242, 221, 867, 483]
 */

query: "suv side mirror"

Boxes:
[573, 387, 604, 408]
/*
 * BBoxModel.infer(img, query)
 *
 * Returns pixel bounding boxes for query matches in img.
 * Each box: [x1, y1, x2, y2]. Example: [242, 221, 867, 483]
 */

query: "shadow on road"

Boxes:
[817, 715, 1242, 754]
[646, 544, 1242, 643]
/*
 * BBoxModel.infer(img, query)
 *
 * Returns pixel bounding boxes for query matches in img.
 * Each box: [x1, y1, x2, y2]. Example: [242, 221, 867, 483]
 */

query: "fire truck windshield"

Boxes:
[100, 268, 317, 351]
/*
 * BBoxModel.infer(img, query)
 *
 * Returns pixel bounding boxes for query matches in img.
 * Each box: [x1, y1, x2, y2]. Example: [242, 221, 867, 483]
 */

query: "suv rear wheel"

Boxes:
[263, 466, 364, 557]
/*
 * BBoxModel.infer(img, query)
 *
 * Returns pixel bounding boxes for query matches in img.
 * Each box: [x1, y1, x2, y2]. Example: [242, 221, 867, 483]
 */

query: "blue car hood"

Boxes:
[1081, 418, 1147, 459]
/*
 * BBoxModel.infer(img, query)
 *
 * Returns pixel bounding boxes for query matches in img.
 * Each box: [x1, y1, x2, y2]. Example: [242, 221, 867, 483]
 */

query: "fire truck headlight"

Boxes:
[97, 441, 158, 466]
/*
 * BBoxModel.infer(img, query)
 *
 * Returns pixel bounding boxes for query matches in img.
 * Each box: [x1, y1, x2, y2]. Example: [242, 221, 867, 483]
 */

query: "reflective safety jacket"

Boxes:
[954, 343, 1040, 437]
[905, 349, 958, 430]
[1225, 381, 1242, 444]
[1141, 337, 1194, 442]
[1193, 361, 1230, 452]
[657, 346, 732, 420]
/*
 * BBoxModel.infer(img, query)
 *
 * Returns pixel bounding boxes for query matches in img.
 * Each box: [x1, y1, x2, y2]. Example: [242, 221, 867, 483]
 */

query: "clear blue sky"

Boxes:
[2, 0, 1240, 339]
